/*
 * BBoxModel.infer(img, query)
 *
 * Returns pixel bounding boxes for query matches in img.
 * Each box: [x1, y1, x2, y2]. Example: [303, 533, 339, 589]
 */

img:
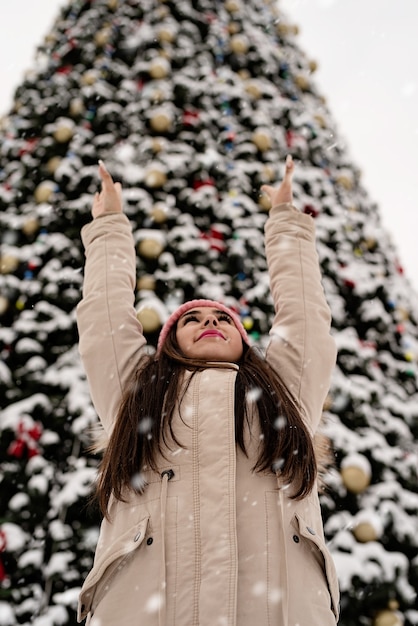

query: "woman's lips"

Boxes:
[198, 330, 225, 340]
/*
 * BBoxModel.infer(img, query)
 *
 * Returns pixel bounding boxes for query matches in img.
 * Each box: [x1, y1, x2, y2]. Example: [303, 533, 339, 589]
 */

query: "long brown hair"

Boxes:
[95, 324, 318, 517]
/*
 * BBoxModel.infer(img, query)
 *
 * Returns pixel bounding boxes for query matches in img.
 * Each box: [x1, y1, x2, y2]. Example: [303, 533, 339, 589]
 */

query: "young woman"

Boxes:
[76, 157, 339, 625]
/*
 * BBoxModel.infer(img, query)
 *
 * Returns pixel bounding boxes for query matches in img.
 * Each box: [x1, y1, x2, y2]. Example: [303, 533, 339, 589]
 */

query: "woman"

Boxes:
[76, 156, 339, 625]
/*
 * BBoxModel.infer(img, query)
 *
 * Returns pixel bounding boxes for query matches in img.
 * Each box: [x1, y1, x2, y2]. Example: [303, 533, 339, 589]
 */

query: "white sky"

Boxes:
[0, 0, 417, 291]
[280, 0, 418, 292]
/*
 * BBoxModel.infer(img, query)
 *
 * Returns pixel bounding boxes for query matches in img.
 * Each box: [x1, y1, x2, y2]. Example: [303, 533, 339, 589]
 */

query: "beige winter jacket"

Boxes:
[76, 202, 339, 626]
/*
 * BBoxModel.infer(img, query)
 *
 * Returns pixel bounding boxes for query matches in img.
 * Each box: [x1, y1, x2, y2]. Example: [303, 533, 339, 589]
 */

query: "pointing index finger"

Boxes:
[98, 160, 114, 186]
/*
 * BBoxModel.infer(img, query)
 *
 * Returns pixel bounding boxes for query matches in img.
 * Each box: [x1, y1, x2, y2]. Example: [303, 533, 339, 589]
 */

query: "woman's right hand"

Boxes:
[261, 154, 295, 207]
[92, 161, 123, 218]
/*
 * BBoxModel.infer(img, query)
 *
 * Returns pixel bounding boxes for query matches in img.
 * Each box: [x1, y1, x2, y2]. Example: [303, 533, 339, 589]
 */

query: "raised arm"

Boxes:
[262, 158, 337, 434]
[77, 163, 146, 434]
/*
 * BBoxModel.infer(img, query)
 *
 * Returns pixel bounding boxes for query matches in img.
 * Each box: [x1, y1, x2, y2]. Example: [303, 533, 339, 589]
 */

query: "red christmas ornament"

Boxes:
[343, 278, 356, 289]
[359, 339, 377, 350]
[18, 137, 39, 157]
[193, 177, 216, 190]
[27, 259, 40, 271]
[285, 130, 295, 147]
[7, 438, 26, 458]
[183, 110, 200, 126]
[303, 204, 319, 218]
[8, 419, 43, 459]
[208, 226, 226, 253]
[199, 225, 227, 253]
[27, 423, 42, 441]
[55, 64, 74, 75]
[28, 446, 40, 459]
[205, 12, 217, 24]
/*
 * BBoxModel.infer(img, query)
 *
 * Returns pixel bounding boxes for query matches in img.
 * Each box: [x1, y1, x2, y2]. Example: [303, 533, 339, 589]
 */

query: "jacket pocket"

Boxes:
[293, 513, 340, 621]
[78, 515, 150, 622]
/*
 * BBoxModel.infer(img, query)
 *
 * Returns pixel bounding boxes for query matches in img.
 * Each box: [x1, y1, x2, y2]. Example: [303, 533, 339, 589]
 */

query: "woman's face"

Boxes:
[176, 307, 244, 362]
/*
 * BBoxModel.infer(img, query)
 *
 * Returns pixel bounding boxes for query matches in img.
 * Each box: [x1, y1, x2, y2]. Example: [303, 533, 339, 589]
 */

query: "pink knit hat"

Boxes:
[157, 299, 250, 354]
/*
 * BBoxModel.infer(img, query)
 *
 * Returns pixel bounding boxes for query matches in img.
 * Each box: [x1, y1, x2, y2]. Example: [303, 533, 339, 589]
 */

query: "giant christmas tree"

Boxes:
[0, 0, 417, 624]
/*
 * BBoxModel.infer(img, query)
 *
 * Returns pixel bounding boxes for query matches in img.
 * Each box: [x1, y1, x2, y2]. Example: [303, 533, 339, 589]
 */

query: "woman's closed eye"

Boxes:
[181, 311, 233, 325]
[182, 315, 199, 325]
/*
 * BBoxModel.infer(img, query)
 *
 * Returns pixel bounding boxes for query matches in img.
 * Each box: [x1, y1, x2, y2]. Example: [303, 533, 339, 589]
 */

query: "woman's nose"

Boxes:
[204, 315, 218, 326]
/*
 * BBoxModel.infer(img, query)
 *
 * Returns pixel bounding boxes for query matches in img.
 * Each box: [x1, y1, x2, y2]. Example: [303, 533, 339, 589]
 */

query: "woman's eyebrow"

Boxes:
[180, 308, 230, 318]
[181, 310, 200, 319]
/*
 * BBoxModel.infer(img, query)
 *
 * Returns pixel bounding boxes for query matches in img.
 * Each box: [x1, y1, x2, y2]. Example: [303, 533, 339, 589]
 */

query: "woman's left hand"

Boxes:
[261, 155, 294, 207]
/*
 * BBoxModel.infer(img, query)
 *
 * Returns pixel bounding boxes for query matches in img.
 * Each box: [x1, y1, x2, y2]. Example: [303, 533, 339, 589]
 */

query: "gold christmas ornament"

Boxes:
[228, 22, 240, 35]
[0, 295, 9, 315]
[150, 111, 172, 133]
[276, 22, 299, 36]
[157, 27, 176, 44]
[238, 69, 251, 80]
[323, 394, 333, 411]
[151, 205, 168, 223]
[156, 5, 169, 18]
[341, 466, 371, 493]
[341, 454, 372, 494]
[150, 88, 164, 103]
[138, 238, 165, 259]
[260, 164, 276, 183]
[137, 307, 161, 333]
[245, 81, 262, 100]
[151, 138, 164, 153]
[137, 275, 157, 291]
[258, 192, 272, 212]
[373, 609, 403, 626]
[225, 0, 241, 12]
[0, 115, 8, 131]
[46, 156, 62, 175]
[13, 100, 23, 114]
[294, 74, 310, 91]
[309, 59, 318, 73]
[69, 97, 85, 118]
[0, 255, 19, 274]
[276, 22, 291, 36]
[53, 118, 75, 143]
[397, 307, 410, 321]
[44, 33, 57, 46]
[230, 34, 249, 54]
[364, 237, 377, 251]
[81, 70, 98, 86]
[159, 49, 171, 61]
[252, 129, 272, 152]
[34, 180, 56, 204]
[108, 0, 118, 10]
[22, 216, 40, 237]
[314, 113, 327, 129]
[388, 601, 400, 611]
[336, 174, 354, 190]
[352, 511, 383, 543]
[149, 57, 171, 79]
[95, 26, 112, 47]
[144, 167, 167, 188]
[353, 521, 379, 543]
